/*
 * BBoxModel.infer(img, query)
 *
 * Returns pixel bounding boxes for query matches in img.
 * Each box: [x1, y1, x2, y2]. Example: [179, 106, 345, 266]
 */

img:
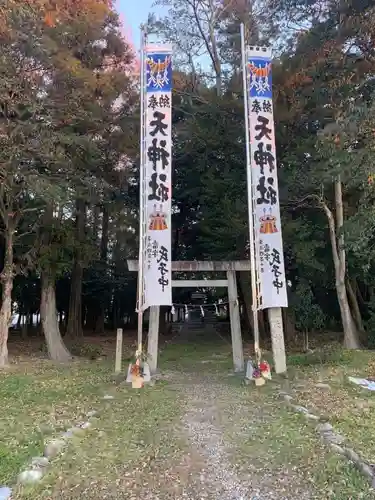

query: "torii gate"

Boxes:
[127, 260, 286, 375]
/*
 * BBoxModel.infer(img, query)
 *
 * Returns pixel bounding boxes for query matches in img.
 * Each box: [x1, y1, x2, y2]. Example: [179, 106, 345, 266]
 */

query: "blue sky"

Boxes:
[116, 0, 156, 48]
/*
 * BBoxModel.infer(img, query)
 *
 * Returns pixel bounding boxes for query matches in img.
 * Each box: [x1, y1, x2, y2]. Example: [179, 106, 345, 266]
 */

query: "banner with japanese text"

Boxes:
[246, 47, 288, 309]
[143, 45, 173, 308]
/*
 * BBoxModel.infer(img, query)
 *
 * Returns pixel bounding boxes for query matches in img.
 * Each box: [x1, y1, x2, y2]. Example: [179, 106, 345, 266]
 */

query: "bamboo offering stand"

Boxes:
[125, 343, 151, 389]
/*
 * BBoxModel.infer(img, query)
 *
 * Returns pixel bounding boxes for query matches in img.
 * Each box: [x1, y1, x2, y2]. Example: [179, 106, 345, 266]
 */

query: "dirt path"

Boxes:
[180, 380, 254, 499]
[169, 373, 313, 500]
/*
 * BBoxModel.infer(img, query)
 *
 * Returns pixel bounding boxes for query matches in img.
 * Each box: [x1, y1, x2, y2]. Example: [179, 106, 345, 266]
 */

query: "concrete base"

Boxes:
[143, 362, 151, 382]
[245, 359, 254, 380]
[147, 306, 160, 374]
[268, 307, 287, 374]
[125, 364, 132, 383]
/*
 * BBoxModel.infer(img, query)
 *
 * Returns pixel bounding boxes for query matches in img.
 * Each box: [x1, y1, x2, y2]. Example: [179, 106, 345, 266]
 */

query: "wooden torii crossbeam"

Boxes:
[127, 260, 286, 375]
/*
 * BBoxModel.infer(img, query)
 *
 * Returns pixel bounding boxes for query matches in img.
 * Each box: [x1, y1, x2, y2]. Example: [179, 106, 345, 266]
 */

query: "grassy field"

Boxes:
[0, 350, 184, 499]
[158, 338, 234, 372]
[16, 381, 184, 499]
[286, 347, 375, 467]
[162, 341, 375, 498]
[0, 338, 375, 498]
[0, 360, 112, 486]
[224, 386, 372, 499]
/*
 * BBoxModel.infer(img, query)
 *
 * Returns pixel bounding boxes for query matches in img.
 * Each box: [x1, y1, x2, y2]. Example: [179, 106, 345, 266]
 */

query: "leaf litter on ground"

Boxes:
[2, 340, 375, 499]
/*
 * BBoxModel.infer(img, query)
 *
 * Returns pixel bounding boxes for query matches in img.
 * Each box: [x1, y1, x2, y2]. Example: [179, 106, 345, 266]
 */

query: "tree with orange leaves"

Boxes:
[0, 0, 136, 365]
[0, 0, 112, 28]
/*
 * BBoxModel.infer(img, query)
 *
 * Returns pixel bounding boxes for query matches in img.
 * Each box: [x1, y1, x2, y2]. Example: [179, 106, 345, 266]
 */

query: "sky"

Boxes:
[116, 0, 157, 49]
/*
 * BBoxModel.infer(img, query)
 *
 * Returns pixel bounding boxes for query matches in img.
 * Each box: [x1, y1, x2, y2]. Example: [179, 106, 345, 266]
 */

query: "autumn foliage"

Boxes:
[42, 0, 112, 26]
[0, 0, 112, 35]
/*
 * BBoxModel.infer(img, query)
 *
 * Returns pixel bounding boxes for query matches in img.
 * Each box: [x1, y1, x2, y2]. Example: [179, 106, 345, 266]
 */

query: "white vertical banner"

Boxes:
[246, 47, 288, 309]
[143, 45, 173, 308]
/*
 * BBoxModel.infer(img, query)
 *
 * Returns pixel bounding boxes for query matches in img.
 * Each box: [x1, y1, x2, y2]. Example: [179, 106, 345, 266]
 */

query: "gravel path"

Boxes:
[19, 368, 316, 499]
[170, 372, 314, 500]
[182, 384, 250, 499]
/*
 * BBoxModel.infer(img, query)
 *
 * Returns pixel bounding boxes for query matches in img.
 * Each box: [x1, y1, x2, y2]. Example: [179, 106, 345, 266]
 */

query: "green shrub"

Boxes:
[288, 345, 350, 366]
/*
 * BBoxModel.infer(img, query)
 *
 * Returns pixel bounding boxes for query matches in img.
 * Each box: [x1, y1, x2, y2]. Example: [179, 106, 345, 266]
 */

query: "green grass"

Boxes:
[285, 346, 375, 466]
[287, 346, 375, 369]
[226, 397, 373, 499]
[166, 342, 375, 499]
[0, 360, 112, 486]
[160, 342, 375, 498]
[2, 340, 375, 499]
[159, 338, 234, 372]
[16, 381, 184, 499]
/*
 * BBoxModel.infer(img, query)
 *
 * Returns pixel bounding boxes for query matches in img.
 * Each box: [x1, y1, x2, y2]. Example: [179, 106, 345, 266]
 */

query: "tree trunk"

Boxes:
[95, 312, 105, 335]
[85, 301, 97, 331]
[238, 271, 253, 333]
[304, 329, 309, 352]
[282, 307, 296, 343]
[321, 180, 360, 349]
[67, 199, 86, 338]
[21, 318, 28, 340]
[337, 283, 359, 348]
[92, 204, 100, 249]
[159, 306, 168, 335]
[27, 311, 33, 328]
[111, 292, 118, 330]
[346, 278, 364, 332]
[95, 205, 109, 335]
[41, 271, 72, 362]
[0, 225, 14, 367]
[67, 260, 83, 338]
